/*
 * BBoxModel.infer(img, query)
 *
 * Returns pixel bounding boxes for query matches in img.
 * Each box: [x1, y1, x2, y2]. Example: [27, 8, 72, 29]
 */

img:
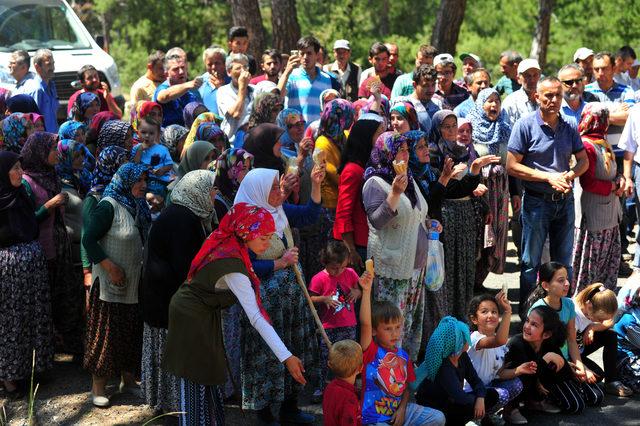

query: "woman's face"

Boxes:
[267, 177, 283, 207]
[237, 158, 252, 183]
[413, 137, 429, 164]
[131, 174, 147, 198]
[209, 186, 218, 203]
[482, 93, 501, 121]
[246, 232, 274, 254]
[75, 128, 86, 144]
[211, 136, 227, 154]
[33, 119, 45, 132]
[8, 161, 23, 187]
[48, 144, 59, 166]
[272, 137, 282, 158]
[457, 123, 472, 146]
[440, 115, 458, 141]
[323, 93, 337, 105]
[84, 100, 100, 120]
[147, 106, 163, 123]
[523, 310, 547, 343]
[390, 111, 410, 134]
[394, 142, 409, 163]
[71, 150, 85, 170]
[200, 149, 216, 170]
[287, 116, 305, 143]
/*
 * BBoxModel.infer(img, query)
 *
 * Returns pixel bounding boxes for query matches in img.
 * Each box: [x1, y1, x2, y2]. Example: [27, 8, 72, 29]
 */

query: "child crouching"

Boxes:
[322, 340, 363, 426]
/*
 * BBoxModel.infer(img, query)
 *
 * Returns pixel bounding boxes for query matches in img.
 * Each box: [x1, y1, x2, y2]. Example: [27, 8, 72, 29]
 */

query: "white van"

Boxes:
[0, 0, 122, 117]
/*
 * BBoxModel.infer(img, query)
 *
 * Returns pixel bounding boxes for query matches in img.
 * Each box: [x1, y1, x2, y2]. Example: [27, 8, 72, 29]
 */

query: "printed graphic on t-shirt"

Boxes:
[330, 285, 351, 314]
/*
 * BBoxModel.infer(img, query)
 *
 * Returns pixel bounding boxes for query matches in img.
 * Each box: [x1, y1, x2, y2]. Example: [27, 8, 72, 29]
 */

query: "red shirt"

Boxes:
[309, 268, 359, 329]
[333, 162, 369, 247]
[322, 378, 361, 426]
[67, 89, 110, 115]
[249, 74, 268, 85]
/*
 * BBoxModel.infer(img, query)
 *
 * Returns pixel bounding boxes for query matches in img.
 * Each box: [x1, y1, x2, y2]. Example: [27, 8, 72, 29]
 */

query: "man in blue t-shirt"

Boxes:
[153, 50, 203, 127]
[507, 76, 589, 319]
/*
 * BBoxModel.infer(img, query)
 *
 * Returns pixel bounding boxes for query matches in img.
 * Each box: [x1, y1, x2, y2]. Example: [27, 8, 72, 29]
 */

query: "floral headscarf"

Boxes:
[579, 102, 614, 173]
[213, 148, 254, 201]
[56, 139, 91, 195]
[90, 146, 129, 195]
[195, 122, 229, 152]
[97, 120, 132, 152]
[2, 113, 32, 153]
[468, 88, 511, 154]
[413, 316, 471, 387]
[171, 169, 217, 231]
[360, 94, 391, 124]
[69, 91, 99, 121]
[390, 102, 419, 131]
[183, 112, 224, 153]
[59, 120, 87, 141]
[364, 131, 418, 207]
[182, 101, 208, 130]
[102, 162, 151, 233]
[25, 113, 44, 128]
[20, 132, 60, 197]
[318, 99, 355, 147]
[275, 108, 305, 153]
[162, 124, 189, 160]
[187, 202, 275, 321]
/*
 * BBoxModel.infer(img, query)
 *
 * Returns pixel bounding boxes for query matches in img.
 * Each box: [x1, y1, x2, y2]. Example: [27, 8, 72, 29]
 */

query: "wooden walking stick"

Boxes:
[292, 264, 332, 350]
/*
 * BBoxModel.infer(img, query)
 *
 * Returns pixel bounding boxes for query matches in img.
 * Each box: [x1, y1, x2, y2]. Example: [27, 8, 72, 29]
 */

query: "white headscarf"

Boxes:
[234, 168, 289, 237]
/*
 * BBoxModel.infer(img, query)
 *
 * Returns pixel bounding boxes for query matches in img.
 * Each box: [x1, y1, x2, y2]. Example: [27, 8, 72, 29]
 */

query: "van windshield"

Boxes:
[0, 1, 92, 52]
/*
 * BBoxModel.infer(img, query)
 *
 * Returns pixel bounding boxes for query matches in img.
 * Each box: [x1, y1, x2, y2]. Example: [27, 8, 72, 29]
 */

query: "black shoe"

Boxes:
[619, 261, 634, 277]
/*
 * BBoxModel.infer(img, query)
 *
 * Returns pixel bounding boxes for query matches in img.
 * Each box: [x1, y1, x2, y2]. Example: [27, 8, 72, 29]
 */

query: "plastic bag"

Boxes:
[424, 225, 445, 291]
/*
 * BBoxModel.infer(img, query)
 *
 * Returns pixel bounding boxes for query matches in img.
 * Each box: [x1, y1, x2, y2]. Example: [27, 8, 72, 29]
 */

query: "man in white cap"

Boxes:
[574, 47, 595, 83]
[496, 50, 523, 96]
[323, 39, 361, 102]
[454, 52, 481, 90]
[432, 53, 469, 109]
[502, 58, 541, 126]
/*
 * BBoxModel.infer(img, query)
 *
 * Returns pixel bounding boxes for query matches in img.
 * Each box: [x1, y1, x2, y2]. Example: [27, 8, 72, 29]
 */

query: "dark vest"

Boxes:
[343, 62, 361, 102]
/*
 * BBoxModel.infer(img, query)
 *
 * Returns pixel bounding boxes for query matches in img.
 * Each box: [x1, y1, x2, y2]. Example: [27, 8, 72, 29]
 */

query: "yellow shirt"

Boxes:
[315, 134, 344, 209]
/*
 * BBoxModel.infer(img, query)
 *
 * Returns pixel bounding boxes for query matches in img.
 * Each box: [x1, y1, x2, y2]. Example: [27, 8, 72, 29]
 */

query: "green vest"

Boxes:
[163, 257, 247, 385]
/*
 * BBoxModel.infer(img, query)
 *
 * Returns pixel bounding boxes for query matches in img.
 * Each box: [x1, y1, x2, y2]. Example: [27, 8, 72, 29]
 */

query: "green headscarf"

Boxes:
[177, 140, 216, 178]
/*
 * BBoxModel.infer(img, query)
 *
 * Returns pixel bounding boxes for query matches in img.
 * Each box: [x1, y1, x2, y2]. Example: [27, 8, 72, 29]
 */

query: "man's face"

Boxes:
[593, 56, 614, 87]
[261, 55, 281, 77]
[229, 61, 248, 83]
[500, 56, 518, 79]
[205, 53, 226, 79]
[415, 52, 433, 67]
[577, 56, 594, 78]
[470, 72, 491, 98]
[149, 60, 166, 82]
[167, 59, 187, 85]
[386, 44, 399, 67]
[82, 69, 101, 91]
[535, 80, 563, 115]
[334, 48, 351, 64]
[300, 46, 318, 72]
[617, 56, 635, 73]
[558, 67, 584, 103]
[36, 56, 55, 81]
[462, 57, 479, 77]
[370, 51, 390, 74]
[228, 36, 249, 54]
[436, 64, 454, 91]
[519, 68, 541, 93]
[413, 76, 436, 101]
[8, 56, 28, 81]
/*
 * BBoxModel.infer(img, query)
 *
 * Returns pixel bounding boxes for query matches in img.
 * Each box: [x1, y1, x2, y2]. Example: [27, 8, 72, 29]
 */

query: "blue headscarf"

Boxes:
[413, 316, 471, 388]
[404, 130, 429, 178]
[468, 88, 511, 154]
[69, 92, 100, 121]
[90, 146, 129, 195]
[276, 108, 305, 156]
[103, 163, 151, 235]
[59, 120, 87, 140]
[56, 139, 92, 195]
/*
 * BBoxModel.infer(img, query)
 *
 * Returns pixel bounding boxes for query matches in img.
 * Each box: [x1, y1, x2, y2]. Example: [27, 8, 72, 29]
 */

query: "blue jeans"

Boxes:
[519, 192, 575, 314]
[370, 402, 445, 426]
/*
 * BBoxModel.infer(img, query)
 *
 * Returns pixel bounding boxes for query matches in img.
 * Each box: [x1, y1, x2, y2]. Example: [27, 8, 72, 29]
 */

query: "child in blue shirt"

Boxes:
[130, 116, 174, 198]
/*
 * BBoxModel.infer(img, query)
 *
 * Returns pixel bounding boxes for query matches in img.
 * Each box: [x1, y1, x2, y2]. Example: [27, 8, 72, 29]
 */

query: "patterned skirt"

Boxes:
[240, 265, 318, 410]
[423, 198, 480, 344]
[476, 172, 509, 283]
[374, 270, 425, 360]
[83, 279, 143, 377]
[0, 241, 54, 381]
[179, 378, 225, 426]
[222, 304, 242, 398]
[141, 323, 180, 413]
[571, 223, 621, 294]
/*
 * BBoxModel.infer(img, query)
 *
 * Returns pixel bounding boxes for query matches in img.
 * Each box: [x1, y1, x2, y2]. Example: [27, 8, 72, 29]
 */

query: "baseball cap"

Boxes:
[633, 59, 640, 68]
[459, 53, 481, 64]
[573, 47, 594, 62]
[517, 58, 541, 74]
[433, 53, 455, 67]
[333, 39, 350, 50]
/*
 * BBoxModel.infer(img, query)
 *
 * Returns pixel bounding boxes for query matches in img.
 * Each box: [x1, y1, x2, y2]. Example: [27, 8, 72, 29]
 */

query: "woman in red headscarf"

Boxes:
[163, 202, 306, 425]
[572, 103, 624, 294]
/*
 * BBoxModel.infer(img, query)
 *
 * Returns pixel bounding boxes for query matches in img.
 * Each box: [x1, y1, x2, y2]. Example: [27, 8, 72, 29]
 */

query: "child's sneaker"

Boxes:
[503, 408, 528, 424]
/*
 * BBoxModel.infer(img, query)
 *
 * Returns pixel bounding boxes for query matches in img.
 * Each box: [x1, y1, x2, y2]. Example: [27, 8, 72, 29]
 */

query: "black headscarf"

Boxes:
[6, 94, 40, 114]
[242, 123, 286, 174]
[0, 151, 39, 245]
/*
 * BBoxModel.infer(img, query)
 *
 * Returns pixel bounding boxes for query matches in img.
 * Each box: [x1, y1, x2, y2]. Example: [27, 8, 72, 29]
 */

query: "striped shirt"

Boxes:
[585, 80, 635, 105]
[285, 66, 334, 125]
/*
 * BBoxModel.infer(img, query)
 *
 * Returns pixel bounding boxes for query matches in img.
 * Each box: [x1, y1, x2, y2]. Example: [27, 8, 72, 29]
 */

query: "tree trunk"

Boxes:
[228, 0, 266, 60]
[530, 0, 555, 69]
[430, 0, 467, 55]
[380, 0, 390, 37]
[271, 0, 301, 53]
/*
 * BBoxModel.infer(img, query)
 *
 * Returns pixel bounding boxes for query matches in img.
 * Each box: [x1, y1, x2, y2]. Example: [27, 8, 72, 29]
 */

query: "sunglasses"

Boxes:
[561, 78, 583, 86]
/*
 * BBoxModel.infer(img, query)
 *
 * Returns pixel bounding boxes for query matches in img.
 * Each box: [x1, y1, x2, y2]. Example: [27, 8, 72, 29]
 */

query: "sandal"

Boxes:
[604, 381, 633, 397]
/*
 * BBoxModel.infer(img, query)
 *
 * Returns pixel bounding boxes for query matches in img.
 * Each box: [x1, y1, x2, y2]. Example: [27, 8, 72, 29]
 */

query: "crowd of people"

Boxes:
[3, 24, 640, 425]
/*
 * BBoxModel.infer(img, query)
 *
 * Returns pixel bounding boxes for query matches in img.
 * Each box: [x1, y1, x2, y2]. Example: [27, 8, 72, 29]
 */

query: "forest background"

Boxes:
[72, 0, 640, 89]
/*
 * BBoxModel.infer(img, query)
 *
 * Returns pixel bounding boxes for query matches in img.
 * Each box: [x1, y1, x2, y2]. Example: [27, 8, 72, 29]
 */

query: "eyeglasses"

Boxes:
[561, 78, 583, 86]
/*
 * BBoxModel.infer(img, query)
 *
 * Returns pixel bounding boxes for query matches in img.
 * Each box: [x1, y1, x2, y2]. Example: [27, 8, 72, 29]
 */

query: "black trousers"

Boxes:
[581, 328, 619, 382]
